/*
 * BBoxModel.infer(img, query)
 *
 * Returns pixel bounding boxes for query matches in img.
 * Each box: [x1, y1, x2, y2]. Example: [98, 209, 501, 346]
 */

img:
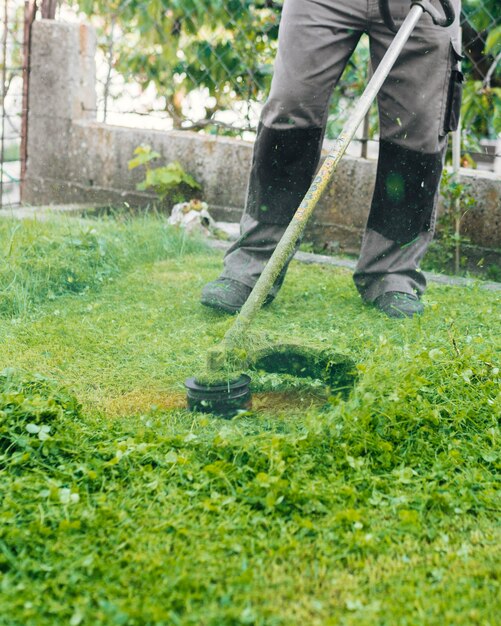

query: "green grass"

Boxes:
[0, 215, 499, 625]
[0, 214, 208, 317]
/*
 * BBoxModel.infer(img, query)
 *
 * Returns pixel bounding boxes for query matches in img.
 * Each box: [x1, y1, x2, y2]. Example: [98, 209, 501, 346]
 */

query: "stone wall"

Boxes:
[24, 20, 501, 253]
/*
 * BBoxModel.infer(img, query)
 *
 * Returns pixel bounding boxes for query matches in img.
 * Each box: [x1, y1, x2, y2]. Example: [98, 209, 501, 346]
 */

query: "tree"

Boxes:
[70, 0, 499, 143]
[70, 0, 282, 131]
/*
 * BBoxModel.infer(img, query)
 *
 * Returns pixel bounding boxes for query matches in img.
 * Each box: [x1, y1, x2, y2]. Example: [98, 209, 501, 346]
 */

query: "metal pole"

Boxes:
[20, 0, 37, 202]
[451, 27, 462, 274]
[0, 0, 9, 208]
[361, 60, 373, 159]
[451, 28, 462, 180]
[103, 15, 116, 123]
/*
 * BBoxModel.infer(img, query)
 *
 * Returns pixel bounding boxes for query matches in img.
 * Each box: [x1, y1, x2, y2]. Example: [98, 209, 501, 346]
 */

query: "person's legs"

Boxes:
[354, 0, 462, 311]
[202, 0, 365, 311]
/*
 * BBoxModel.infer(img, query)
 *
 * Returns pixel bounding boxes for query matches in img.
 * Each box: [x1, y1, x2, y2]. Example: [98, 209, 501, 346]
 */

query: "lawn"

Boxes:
[0, 215, 499, 625]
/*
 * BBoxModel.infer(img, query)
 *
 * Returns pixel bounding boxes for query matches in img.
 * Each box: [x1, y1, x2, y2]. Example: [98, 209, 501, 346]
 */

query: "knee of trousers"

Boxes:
[367, 139, 444, 244]
[261, 95, 327, 131]
[245, 122, 324, 225]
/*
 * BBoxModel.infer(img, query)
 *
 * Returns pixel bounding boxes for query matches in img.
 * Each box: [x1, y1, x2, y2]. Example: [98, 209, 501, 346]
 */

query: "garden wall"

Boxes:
[24, 20, 501, 253]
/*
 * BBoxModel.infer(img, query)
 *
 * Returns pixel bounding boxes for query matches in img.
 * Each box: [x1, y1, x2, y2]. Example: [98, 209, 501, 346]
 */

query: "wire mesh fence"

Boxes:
[70, 0, 500, 163]
[460, 0, 500, 165]
[0, 0, 56, 208]
[0, 0, 499, 208]
[69, 0, 373, 145]
[0, 0, 26, 207]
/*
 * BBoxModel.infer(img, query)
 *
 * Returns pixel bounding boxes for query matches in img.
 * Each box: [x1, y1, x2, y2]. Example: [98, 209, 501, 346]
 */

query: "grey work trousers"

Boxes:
[222, 0, 462, 302]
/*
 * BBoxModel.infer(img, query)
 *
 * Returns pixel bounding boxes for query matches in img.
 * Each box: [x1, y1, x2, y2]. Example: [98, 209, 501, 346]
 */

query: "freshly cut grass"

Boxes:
[0, 215, 499, 626]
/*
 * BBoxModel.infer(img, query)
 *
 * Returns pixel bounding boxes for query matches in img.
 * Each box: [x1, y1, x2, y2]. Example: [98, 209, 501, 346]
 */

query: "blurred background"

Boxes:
[1, 0, 499, 207]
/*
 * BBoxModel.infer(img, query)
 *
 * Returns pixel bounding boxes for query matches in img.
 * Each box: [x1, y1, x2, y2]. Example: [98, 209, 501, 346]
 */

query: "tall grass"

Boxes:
[0, 215, 210, 317]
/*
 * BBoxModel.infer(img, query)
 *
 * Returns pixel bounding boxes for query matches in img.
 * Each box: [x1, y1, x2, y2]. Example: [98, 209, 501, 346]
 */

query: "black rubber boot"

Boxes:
[201, 278, 275, 314]
[373, 291, 424, 319]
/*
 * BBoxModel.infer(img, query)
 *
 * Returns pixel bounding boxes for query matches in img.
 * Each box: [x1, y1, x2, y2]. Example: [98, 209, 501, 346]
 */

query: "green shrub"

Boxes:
[128, 145, 201, 203]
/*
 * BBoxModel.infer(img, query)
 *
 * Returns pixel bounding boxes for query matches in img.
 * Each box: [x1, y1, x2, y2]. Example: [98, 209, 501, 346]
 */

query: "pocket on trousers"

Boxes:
[443, 44, 464, 134]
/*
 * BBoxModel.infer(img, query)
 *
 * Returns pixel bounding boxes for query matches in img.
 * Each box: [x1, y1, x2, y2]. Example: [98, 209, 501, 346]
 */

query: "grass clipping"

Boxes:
[201, 333, 356, 395]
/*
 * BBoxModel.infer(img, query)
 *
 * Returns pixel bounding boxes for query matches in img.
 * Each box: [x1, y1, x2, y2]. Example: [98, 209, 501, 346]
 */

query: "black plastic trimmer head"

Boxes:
[185, 344, 357, 418]
[185, 375, 251, 418]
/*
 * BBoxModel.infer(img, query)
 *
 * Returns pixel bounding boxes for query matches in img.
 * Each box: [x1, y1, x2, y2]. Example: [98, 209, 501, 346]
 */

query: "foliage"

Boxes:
[0, 215, 499, 624]
[69, 0, 282, 130]
[67, 0, 500, 147]
[461, 0, 501, 146]
[461, 81, 501, 149]
[430, 170, 476, 275]
[0, 368, 82, 469]
[1, 143, 20, 163]
[462, 0, 500, 39]
[460, 0, 501, 143]
[128, 145, 201, 202]
[0, 2, 24, 107]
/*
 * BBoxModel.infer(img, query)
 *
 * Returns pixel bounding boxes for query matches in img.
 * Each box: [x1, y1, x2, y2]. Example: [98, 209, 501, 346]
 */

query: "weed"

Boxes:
[0, 368, 81, 469]
[128, 145, 201, 204]
[486, 263, 501, 282]
[434, 170, 476, 275]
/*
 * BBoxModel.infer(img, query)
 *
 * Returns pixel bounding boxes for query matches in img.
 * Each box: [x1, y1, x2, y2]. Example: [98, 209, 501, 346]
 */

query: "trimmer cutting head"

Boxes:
[184, 374, 252, 418]
[185, 341, 357, 418]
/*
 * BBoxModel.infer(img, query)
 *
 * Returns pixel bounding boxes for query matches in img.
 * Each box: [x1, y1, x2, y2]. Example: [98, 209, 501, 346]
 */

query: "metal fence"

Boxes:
[0, 0, 56, 209]
[75, 0, 500, 158]
[0, 0, 499, 208]
[460, 0, 500, 166]
[0, 0, 25, 208]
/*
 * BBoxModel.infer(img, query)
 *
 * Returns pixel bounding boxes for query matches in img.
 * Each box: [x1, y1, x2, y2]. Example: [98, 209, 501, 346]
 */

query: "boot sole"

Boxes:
[200, 295, 275, 315]
[200, 297, 242, 315]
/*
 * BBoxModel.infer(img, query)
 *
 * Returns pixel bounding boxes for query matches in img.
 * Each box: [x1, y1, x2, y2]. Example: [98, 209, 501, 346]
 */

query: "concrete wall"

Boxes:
[24, 20, 501, 253]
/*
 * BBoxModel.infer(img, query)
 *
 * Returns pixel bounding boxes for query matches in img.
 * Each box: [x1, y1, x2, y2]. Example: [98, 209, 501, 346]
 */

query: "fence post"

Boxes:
[40, 0, 57, 19]
[23, 19, 97, 203]
[19, 0, 37, 202]
[0, 0, 9, 207]
[451, 27, 463, 275]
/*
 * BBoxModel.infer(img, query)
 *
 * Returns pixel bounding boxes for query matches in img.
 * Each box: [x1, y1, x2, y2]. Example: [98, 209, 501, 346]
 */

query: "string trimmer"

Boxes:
[185, 0, 455, 416]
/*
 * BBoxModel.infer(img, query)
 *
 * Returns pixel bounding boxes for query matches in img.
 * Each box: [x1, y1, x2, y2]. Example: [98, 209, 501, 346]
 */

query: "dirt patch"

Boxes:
[251, 390, 327, 414]
[103, 389, 186, 416]
[103, 388, 326, 417]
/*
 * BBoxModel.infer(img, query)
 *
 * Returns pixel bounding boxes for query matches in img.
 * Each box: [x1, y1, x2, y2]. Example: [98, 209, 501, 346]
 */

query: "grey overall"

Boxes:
[221, 0, 462, 302]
